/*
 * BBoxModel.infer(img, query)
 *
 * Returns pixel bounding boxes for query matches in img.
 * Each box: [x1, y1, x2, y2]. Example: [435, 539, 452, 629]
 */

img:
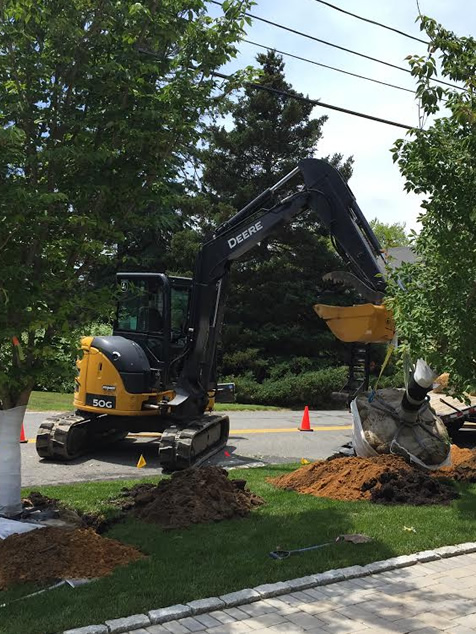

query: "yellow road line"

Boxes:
[129, 426, 352, 437]
[24, 425, 352, 444]
[232, 426, 352, 434]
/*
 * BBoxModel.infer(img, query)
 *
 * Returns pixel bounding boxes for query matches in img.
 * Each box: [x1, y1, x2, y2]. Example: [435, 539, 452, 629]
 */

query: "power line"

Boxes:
[311, 0, 429, 45]
[212, 71, 414, 130]
[243, 39, 415, 94]
[208, 0, 464, 92]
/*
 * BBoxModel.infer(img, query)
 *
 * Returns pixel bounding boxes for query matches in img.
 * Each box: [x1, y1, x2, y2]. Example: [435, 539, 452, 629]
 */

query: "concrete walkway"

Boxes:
[121, 553, 476, 634]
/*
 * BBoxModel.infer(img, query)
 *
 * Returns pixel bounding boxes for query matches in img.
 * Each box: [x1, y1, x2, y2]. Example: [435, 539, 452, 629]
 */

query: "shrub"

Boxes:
[234, 366, 348, 409]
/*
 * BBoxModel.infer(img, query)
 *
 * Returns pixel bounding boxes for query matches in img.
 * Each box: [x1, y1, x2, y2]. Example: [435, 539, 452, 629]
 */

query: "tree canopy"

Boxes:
[388, 15, 476, 394]
[370, 218, 411, 249]
[0, 0, 252, 408]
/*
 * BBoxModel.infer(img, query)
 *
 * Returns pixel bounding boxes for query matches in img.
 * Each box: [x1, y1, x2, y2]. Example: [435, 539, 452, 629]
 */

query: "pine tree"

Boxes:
[191, 51, 355, 380]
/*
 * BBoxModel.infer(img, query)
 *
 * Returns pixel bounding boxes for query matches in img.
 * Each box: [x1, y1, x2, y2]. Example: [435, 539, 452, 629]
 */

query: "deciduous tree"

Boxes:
[388, 16, 476, 395]
[370, 218, 410, 249]
[0, 0, 251, 515]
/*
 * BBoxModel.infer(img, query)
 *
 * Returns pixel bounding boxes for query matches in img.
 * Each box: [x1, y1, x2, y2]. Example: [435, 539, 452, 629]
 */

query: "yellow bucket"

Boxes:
[314, 303, 395, 343]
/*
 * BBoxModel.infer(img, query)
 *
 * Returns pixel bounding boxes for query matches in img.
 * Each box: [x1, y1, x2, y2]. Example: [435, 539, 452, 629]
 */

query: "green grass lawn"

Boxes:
[2, 466, 476, 634]
[27, 391, 283, 412]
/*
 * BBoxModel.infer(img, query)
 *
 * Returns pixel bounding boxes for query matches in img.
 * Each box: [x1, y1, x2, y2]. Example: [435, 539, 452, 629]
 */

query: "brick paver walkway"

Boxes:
[124, 553, 476, 634]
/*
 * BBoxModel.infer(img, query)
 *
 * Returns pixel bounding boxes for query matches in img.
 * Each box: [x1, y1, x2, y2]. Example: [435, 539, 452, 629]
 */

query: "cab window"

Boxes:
[117, 279, 164, 333]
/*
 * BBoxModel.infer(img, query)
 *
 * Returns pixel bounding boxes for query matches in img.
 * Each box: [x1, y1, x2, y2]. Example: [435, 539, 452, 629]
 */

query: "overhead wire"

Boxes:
[212, 71, 414, 130]
[242, 39, 415, 94]
[208, 0, 465, 92]
[310, 0, 429, 45]
[137, 45, 416, 128]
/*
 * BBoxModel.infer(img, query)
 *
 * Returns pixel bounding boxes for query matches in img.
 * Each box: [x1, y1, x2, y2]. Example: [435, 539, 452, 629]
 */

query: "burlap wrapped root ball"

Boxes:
[356, 388, 450, 466]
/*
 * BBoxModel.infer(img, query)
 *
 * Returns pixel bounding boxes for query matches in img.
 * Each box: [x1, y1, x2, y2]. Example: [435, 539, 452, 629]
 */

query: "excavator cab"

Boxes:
[114, 273, 192, 387]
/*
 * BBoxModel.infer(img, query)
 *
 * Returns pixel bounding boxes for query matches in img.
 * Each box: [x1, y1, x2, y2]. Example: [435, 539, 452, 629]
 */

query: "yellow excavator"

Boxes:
[36, 158, 391, 470]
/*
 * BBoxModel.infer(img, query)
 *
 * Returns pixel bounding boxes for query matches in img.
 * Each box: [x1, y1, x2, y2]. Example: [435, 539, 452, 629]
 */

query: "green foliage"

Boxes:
[35, 322, 112, 393]
[0, 0, 252, 408]
[233, 366, 348, 408]
[369, 218, 411, 248]
[388, 15, 476, 395]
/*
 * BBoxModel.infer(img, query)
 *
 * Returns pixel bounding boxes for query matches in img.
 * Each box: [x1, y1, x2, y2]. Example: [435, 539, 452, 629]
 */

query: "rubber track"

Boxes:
[159, 415, 230, 471]
[36, 412, 91, 460]
[37, 412, 230, 470]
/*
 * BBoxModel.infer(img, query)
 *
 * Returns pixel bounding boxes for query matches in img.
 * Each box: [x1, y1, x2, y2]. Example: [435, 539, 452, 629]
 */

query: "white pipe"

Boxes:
[414, 359, 437, 388]
[0, 406, 26, 517]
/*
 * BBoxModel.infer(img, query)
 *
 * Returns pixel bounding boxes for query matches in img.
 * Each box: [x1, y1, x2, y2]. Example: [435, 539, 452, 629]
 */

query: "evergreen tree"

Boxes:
[188, 51, 355, 380]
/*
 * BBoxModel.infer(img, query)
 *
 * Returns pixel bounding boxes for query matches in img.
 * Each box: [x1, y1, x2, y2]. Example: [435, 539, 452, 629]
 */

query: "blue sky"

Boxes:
[212, 0, 474, 232]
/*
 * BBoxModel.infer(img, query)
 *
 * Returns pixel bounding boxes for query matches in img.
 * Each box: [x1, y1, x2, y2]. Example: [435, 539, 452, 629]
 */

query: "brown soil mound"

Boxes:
[0, 527, 144, 590]
[118, 466, 264, 529]
[272, 446, 474, 506]
[273, 455, 412, 501]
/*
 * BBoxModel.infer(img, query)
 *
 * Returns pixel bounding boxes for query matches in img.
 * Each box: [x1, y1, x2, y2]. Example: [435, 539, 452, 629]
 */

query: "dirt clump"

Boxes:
[118, 466, 264, 529]
[0, 527, 144, 590]
[364, 469, 458, 506]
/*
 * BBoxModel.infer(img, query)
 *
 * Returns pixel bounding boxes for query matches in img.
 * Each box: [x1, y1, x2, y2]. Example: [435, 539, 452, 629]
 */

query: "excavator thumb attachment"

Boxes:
[314, 303, 395, 343]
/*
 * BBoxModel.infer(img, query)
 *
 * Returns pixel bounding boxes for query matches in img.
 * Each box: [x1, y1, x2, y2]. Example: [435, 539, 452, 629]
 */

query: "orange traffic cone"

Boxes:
[20, 423, 27, 443]
[298, 406, 313, 432]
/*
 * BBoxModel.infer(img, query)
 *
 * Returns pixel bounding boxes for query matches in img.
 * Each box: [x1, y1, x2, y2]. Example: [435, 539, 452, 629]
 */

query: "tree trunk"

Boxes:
[0, 405, 27, 517]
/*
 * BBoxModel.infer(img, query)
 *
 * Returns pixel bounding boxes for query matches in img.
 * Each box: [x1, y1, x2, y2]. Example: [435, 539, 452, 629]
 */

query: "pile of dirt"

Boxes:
[436, 445, 476, 481]
[273, 455, 412, 502]
[118, 466, 265, 529]
[0, 527, 144, 590]
[272, 447, 473, 506]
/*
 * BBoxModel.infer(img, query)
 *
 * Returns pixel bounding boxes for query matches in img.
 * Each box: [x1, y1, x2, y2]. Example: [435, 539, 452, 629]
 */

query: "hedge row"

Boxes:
[232, 366, 348, 409]
[231, 365, 404, 409]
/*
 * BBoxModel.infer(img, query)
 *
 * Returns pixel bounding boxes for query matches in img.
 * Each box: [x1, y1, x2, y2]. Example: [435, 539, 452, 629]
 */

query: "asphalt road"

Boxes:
[22, 409, 353, 487]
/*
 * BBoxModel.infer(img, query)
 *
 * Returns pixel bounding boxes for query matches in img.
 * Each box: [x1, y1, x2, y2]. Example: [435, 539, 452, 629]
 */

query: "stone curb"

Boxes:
[62, 541, 476, 634]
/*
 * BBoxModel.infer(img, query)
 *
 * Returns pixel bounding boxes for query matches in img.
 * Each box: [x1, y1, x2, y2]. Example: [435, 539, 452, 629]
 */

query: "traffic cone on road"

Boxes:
[20, 423, 27, 443]
[298, 406, 313, 432]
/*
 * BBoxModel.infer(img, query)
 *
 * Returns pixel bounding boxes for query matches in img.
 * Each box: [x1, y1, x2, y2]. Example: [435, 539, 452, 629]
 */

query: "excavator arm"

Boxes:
[178, 158, 388, 403]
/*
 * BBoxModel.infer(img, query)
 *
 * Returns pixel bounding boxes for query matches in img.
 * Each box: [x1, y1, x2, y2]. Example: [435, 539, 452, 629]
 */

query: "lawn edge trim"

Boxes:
[62, 541, 476, 634]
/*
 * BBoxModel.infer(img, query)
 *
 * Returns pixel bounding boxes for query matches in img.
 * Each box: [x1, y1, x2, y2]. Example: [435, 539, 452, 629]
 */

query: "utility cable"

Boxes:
[243, 39, 415, 94]
[208, 0, 465, 92]
[213, 71, 414, 130]
[310, 0, 429, 45]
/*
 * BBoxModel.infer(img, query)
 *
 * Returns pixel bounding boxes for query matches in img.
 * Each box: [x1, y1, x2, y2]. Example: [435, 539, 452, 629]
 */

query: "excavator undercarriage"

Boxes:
[36, 410, 229, 471]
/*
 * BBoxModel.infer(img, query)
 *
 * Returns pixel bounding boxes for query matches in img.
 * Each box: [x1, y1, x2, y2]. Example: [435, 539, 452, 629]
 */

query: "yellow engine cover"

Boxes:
[73, 336, 174, 416]
[314, 303, 395, 343]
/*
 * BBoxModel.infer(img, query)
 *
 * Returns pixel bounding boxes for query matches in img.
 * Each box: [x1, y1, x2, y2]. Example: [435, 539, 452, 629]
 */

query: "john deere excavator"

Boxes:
[36, 158, 392, 470]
